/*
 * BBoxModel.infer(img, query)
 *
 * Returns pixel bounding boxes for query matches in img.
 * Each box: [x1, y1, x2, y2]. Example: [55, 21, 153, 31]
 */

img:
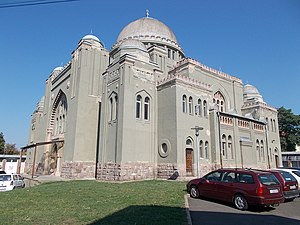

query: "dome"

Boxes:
[243, 84, 264, 102]
[53, 66, 63, 72]
[81, 34, 104, 47]
[82, 34, 100, 42]
[117, 17, 177, 43]
[114, 17, 183, 55]
[243, 84, 260, 95]
[119, 39, 147, 51]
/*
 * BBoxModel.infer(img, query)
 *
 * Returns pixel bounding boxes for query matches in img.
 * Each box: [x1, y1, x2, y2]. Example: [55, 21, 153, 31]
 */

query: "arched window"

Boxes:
[203, 100, 207, 117]
[114, 95, 118, 120]
[109, 97, 113, 121]
[266, 117, 269, 131]
[54, 94, 67, 135]
[144, 97, 150, 120]
[186, 138, 193, 147]
[256, 140, 260, 160]
[182, 95, 187, 113]
[228, 135, 233, 159]
[260, 140, 264, 161]
[222, 134, 227, 159]
[197, 99, 202, 116]
[136, 95, 142, 119]
[199, 140, 203, 158]
[213, 91, 225, 112]
[189, 96, 193, 115]
[205, 141, 209, 159]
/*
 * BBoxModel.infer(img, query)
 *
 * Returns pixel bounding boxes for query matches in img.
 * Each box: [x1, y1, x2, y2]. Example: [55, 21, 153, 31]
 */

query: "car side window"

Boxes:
[13, 175, 18, 180]
[222, 172, 236, 183]
[237, 173, 254, 184]
[205, 171, 222, 181]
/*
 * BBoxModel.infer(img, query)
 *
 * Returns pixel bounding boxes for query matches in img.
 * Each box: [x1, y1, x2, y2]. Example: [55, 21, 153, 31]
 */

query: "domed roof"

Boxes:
[82, 34, 101, 42]
[53, 66, 64, 72]
[114, 16, 183, 55]
[243, 84, 264, 102]
[117, 17, 178, 43]
[243, 84, 260, 95]
[119, 39, 147, 51]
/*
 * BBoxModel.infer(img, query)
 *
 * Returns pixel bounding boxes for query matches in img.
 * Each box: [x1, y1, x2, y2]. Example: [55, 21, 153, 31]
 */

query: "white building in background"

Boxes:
[24, 13, 282, 180]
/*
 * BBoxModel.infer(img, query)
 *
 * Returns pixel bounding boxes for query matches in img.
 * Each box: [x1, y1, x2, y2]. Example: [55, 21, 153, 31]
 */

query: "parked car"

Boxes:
[276, 168, 300, 190]
[187, 168, 284, 210]
[0, 171, 6, 174]
[270, 170, 299, 201]
[0, 174, 25, 192]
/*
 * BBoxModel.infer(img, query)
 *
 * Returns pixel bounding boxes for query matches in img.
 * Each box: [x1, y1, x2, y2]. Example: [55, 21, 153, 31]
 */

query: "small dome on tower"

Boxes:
[119, 39, 147, 51]
[80, 34, 104, 47]
[243, 84, 264, 103]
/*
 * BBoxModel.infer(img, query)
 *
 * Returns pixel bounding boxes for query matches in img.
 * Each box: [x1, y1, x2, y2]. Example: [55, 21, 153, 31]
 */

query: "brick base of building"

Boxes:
[60, 161, 95, 179]
[96, 162, 155, 181]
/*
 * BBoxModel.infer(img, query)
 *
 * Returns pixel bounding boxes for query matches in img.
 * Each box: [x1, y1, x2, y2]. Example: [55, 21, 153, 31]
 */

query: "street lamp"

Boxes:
[191, 126, 203, 177]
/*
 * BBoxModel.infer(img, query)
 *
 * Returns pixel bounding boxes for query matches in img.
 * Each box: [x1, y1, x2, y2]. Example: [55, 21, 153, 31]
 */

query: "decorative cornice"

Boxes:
[242, 101, 277, 112]
[172, 58, 243, 84]
[157, 73, 211, 91]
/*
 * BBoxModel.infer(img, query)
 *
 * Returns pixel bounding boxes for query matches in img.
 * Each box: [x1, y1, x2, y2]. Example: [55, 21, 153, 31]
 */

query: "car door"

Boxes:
[200, 171, 223, 199]
[218, 171, 237, 202]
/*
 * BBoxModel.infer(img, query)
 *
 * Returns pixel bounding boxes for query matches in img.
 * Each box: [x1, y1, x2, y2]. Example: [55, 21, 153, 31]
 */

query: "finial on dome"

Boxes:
[146, 9, 149, 18]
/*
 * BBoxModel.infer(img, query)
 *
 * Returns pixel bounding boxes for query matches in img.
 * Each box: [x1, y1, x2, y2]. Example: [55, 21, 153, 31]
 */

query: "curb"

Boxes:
[184, 194, 193, 225]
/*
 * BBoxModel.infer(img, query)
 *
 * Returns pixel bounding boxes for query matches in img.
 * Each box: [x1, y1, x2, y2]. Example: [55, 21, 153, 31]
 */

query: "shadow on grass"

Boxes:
[88, 205, 187, 225]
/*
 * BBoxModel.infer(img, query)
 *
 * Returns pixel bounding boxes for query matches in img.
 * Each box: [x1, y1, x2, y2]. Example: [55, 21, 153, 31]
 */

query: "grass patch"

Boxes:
[0, 180, 187, 225]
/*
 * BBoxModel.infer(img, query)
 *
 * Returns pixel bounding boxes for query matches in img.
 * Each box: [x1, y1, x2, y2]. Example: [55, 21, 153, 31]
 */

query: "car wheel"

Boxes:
[234, 194, 248, 210]
[189, 185, 200, 198]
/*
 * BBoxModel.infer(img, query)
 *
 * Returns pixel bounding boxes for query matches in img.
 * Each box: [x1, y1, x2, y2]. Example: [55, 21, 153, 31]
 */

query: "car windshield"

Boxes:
[258, 174, 280, 186]
[0, 175, 11, 181]
[280, 171, 296, 181]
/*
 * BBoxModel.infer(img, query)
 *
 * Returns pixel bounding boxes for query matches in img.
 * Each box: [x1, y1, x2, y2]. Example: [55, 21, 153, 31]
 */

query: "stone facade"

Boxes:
[25, 14, 282, 181]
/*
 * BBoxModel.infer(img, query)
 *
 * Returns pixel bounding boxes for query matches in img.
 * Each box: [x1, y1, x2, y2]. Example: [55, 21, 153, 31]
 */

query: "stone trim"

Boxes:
[96, 162, 155, 181]
[60, 161, 95, 179]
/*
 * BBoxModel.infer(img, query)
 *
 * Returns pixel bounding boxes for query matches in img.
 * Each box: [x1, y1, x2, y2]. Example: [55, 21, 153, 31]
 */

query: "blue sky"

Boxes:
[0, 0, 299, 148]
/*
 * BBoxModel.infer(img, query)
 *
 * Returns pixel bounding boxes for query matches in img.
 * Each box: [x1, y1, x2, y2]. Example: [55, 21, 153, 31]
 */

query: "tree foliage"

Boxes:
[4, 143, 19, 155]
[278, 107, 300, 151]
[0, 132, 5, 154]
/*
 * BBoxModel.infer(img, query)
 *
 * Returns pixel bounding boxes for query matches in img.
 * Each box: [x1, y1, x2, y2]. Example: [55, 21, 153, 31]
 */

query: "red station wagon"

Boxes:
[270, 170, 299, 201]
[187, 168, 284, 210]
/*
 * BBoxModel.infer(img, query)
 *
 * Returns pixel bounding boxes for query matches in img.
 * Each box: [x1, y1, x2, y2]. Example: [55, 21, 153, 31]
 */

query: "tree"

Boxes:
[278, 107, 300, 151]
[0, 132, 5, 154]
[4, 143, 19, 155]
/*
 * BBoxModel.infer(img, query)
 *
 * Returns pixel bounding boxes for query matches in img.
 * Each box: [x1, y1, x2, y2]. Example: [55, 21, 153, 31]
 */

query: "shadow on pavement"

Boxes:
[189, 210, 300, 225]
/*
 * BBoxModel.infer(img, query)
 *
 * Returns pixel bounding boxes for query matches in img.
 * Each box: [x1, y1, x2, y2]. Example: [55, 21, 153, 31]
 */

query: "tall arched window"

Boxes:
[205, 141, 209, 159]
[228, 135, 233, 159]
[199, 140, 203, 158]
[144, 97, 150, 120]
[222, 134, 227, 159]
[213, 91, 225, 112]
[182, 95, 187, 113]
[109, 97, 113, 121]
[197, 99, 202, 116]
[114, 95, 118, 120]
[136, 95, 142, 119]
[256, 140, 260, 160]
[189, 96, 193, 115]
[54, 94, 67, 135]
[203, 100, 207, 117]
[260, 140, 264, 161]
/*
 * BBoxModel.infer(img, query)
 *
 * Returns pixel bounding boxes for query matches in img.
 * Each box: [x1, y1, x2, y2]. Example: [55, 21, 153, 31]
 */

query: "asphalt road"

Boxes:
[188, 196, 300, 225]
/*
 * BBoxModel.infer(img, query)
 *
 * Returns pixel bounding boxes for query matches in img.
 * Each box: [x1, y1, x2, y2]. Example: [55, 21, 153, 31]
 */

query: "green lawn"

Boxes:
[0, 180, 188, 225]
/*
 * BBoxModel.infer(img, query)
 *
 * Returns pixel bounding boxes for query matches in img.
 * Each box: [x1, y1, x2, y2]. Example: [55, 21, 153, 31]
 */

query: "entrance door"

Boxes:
[186, 148, 193, 176]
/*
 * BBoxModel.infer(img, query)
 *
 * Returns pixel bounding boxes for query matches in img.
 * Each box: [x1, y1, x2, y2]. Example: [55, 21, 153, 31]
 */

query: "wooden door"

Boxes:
[186, 149, 193, 176]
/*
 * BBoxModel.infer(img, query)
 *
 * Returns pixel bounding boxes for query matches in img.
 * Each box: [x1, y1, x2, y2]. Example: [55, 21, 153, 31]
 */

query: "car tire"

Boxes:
[189, 185, 200, 198]
[234, 194, 248, 210]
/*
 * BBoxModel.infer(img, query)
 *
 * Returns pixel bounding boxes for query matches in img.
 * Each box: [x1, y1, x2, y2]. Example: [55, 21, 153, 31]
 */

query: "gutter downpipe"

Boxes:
[95, 101, 102, 179]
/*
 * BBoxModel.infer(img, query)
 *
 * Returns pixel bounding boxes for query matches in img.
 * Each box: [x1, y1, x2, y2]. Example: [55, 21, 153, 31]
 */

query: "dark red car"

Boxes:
[270, 170, 299, 201]
[187, 168, 284, 210]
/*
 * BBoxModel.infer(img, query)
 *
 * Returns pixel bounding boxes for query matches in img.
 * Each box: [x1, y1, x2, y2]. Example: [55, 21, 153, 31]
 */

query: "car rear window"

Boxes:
[258, 174, 280, 186]
[280, 171, 296, 181]
[0, 175, 11, 181]
[292, 171, 300, 177]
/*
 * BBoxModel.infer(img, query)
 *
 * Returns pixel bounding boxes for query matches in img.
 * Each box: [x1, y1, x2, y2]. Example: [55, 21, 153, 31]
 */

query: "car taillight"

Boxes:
[257, 186, 264, 196]
[283, 185, 289, 191]
[10, 181, 13, 186]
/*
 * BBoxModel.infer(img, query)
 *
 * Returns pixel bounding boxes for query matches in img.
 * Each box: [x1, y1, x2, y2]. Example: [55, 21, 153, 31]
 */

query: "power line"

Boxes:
[0, 0, 79, 9]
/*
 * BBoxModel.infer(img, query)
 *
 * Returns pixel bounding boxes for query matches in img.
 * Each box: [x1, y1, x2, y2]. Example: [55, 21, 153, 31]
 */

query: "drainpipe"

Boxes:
[95, 101, 101, 179]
